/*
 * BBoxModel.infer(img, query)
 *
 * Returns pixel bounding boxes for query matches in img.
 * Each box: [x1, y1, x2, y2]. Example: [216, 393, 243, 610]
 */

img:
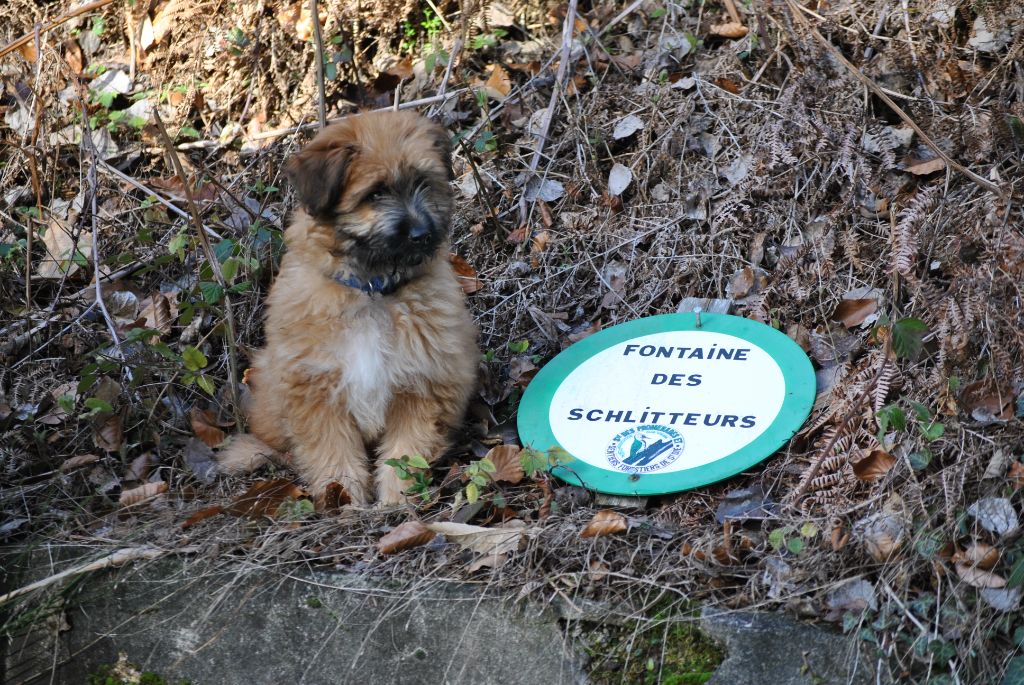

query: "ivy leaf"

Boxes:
[876, 404, 907, 436]
[406, 454, 430, 470]
[520, 448, 548, 478]
[908, 450, 932, 471]
[196, 375, 215, 396]
[83, 397, 114, 414]
[181, 345, 208, 372]
[919, 421, 945, 442]
[891, 318, 928, 359]
[466, 481, 479, 504]
[199, 281, 223, 304]
[1007, 558, 1024, 589]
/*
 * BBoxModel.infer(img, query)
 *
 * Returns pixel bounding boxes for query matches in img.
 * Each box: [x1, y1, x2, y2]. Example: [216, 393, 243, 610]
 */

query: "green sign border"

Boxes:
[517, 312, 816, 495]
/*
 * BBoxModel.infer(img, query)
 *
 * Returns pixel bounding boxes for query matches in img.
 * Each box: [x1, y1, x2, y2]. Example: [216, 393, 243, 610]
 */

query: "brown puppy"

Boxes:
[217, 111, 477, 505]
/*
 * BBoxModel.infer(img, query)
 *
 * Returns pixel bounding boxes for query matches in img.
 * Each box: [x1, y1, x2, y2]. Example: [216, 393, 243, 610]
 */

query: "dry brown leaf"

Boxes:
[961, 381, 1015, 423]
[952, 542, 1000, 570]
[581, 509, 628, 538]
[904, 156, 946, 176]
[727, 267, 757, 298]
[610, 52, 642, 70]
[853, 449, 897, 482]
[126, 452, 158, 482]
[507, 225, 530, 244]
[714, 77, 742, 94]
[181, 505, 226, 528]
[425, 521, 524, 555]
[17, 41, 37, 62]
[226, 479, 307, 519]
[93, 414, 123, 452]
[38, 213, 86, 280]
[832, 298, 878, 328]
[190, 407, 227, 447]
[63, 39, 83, 73]
[467, 552, 508, 572]
[508, 357, 538, 389]
[139, 292, 177, 335]
[955, 563, 1007, 588]
[485, 445, 524, 484]
[148, 176, 219, 204]
[710, 22, 748, 38]
[484, 64, 512, 100]
[856, 512, 905, 562]
[377, 520, 435, 554]
[60, 454, 100, 472]
[1008, 462, 1024, 489]
[531, 230, 551, 253]
[316, 481, 352, 513]
[449, 253, 483, 294]
[119, 480, 168, 507]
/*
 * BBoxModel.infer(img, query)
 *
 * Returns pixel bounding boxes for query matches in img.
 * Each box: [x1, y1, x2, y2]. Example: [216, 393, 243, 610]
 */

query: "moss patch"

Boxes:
[580, 613, 724, 685]
[87, 652, 191, 685]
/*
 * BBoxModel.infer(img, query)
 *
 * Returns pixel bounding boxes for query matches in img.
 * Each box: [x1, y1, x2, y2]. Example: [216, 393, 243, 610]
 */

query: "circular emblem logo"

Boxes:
[606, 425, 684, 473]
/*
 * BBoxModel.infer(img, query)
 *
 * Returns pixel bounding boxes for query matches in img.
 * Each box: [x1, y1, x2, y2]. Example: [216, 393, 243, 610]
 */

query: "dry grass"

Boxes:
[2, 1, 1024, 682]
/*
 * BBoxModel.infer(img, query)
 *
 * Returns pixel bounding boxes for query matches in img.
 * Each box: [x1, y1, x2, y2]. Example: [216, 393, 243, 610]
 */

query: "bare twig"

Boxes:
[0, 546, 190, 607]
[24, 24, 44, 310]
[787, 0, 1004, 197]
[96, 159, 223, 240]
[152, 110, 243, 423]
[428, 37, 463, 118]
[518, 0, 579, 226]
[309, 0, 327, 130]
[0, 0, 117, 60]
[455, 137, 502, 237]
[722, 0, 742, 25]
[597, 0, 644, 37]
[242, 90, 468, 143]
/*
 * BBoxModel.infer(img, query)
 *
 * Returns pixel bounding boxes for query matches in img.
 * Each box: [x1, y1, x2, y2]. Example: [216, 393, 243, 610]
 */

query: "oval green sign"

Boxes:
[517, 312, 816, 495]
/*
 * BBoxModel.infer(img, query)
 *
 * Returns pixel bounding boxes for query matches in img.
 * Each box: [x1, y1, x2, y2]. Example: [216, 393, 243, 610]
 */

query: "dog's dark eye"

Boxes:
[367, 186, 386, 203]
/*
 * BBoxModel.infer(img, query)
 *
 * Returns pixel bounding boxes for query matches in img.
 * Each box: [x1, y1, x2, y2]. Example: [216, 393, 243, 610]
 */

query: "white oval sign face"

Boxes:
[518, 313, 815, 495]
[549, 331, 786, 474]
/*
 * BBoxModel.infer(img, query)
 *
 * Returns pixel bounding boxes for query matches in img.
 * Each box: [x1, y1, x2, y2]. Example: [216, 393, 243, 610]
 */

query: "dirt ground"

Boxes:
[1, 1, 1023, 683]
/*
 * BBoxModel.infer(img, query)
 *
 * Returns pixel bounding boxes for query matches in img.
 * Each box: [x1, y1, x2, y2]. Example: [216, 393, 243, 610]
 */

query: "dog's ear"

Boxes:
[285, 139, 355, 219]
[429, 125, 454, 181]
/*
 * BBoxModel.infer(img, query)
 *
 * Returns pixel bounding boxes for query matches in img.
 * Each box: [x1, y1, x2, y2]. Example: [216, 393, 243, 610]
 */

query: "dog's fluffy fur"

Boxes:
[216, 111, 477, 505]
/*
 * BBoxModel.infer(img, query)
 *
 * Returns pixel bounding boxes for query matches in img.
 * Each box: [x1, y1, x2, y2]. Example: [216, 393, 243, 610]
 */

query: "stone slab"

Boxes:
[701, 608, 891, 685]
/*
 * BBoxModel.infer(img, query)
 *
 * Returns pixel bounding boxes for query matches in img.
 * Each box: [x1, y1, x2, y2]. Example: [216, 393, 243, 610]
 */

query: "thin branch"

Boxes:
[152, 110, 243, 424]
[0, 546, 192, 607]
[235, 91, 468, 144]
[309, 0, 327, 130]
[518, 0, 579, 226]
[0, 0, 117, 60]
[96, 159, 223, 240]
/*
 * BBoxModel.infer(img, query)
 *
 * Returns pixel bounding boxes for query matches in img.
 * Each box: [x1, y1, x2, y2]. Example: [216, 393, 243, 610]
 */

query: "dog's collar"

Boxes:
[334, 272, 403, 296]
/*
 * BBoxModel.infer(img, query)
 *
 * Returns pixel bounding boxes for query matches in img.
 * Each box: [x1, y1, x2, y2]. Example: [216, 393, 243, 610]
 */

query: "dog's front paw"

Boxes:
[376, 467, 413, 507]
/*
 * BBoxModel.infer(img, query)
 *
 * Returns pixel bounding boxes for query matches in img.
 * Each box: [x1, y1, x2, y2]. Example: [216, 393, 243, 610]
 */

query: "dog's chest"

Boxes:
[334, 306, 414, 436]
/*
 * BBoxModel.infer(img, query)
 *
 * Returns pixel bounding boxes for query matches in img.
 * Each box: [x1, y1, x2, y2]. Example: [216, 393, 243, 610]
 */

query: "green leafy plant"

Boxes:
[463, 456, 496, 503]
[519, 446, 572, 479]
[768, 521, 818, 555]
[181, 345, 215, 395]
[276, 497, 315, 521]
[890, 317, 929, 359]
[876, 400, 944, 447]
[468, 29, 507, 51]
[384, 454, 433, 501]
